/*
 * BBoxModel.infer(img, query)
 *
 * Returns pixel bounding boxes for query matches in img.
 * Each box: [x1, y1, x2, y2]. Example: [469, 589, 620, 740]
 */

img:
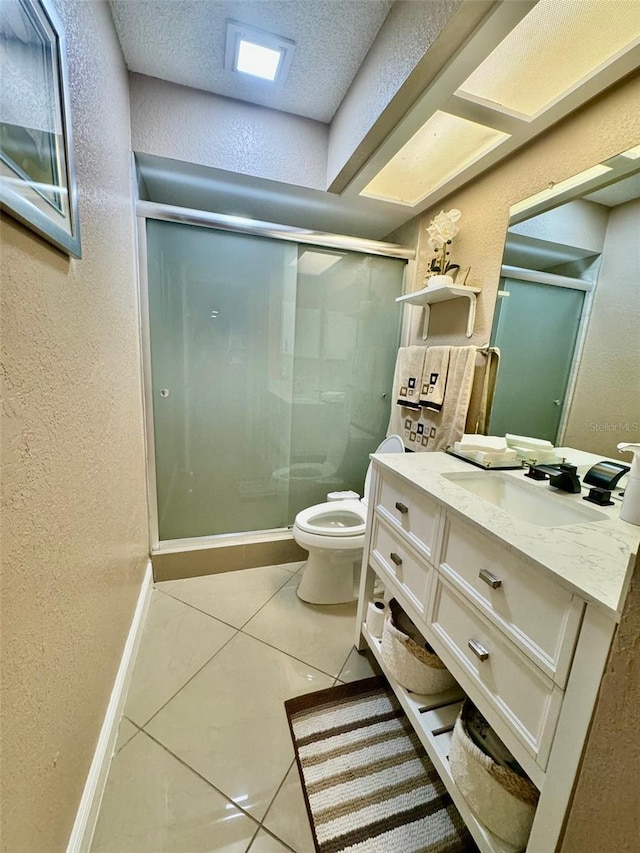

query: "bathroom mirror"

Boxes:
[487, 144, 640, 458]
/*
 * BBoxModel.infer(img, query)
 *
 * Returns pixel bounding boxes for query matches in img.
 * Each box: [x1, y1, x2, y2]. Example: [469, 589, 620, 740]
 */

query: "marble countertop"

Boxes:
[371, 448, 639, 620]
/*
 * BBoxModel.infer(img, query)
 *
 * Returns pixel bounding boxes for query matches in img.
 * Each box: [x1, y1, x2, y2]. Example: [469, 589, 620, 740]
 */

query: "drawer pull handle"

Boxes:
[468, 639, 489, 661]
[395, 501, 409, 514]
[390, 552, 403, 566]
[479, 568, 502, 589]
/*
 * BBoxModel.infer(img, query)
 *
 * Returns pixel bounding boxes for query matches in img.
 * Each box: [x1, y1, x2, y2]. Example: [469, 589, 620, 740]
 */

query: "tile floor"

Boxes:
[92, 561, 378, 852]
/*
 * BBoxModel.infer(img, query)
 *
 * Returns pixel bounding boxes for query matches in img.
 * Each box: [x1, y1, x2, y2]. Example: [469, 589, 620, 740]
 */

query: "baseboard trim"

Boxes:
[66, 561, 153, 853]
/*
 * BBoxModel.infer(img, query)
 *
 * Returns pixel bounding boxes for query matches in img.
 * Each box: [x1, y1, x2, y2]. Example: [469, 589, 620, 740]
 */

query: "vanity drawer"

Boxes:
[375, 470, 442, 563]
[439, 515, 583, 686]
[370, 516, 432, 617]
[430, 576, 563, 768]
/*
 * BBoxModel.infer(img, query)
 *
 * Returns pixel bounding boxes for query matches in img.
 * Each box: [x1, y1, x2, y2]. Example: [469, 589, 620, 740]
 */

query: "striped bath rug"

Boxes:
[284, 676, 476, 853]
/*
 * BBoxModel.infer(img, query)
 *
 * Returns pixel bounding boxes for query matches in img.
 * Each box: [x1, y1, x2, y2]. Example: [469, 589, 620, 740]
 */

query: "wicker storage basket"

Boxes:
[380, 600, 455, 694]
[449, 702, 539, 850]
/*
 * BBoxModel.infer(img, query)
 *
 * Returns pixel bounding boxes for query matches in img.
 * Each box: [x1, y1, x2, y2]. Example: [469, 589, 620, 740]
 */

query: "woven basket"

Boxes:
[380, 601, 455, 694]
[449, 703, 539, 850]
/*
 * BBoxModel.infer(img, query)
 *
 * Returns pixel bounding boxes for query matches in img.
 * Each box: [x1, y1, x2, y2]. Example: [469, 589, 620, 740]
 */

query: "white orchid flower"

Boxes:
[426, 209, 462, 274]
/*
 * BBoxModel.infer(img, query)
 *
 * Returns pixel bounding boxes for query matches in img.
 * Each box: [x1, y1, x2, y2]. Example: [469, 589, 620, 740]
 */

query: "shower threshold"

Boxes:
[151, 527, 306, 583]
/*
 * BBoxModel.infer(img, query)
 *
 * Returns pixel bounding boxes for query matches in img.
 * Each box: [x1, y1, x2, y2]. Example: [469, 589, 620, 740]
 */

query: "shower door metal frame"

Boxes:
[495, 264, 596, 446]
[136, 200, 414, 551]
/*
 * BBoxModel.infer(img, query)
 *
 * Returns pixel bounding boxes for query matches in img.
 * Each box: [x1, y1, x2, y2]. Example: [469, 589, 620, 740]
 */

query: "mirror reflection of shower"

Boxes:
[146, 224, 404, 541]
[488, 144, 640, 456]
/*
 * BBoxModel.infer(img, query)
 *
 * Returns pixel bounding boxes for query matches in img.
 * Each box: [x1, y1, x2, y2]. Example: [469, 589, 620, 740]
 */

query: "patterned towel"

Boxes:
[390, 346, 477, 452]
[419, 347, 451, 411]
[393, 346, 427, 411]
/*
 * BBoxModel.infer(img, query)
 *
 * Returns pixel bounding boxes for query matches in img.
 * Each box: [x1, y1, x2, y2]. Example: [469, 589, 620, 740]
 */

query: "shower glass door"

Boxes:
[146, 219, 404, 541]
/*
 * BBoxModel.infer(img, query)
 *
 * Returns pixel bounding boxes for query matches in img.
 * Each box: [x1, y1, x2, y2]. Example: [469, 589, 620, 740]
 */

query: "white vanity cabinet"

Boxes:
[355, 455, 637, 853]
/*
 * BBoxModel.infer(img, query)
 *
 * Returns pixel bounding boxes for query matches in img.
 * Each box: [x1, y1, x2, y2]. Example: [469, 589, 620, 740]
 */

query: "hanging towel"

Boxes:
[465, 348, 500, 435]
[419, 346, 450, 411]
[387, 346, 426, 438]
[390, 346, 477, 452]
[393, 346, 427, 410]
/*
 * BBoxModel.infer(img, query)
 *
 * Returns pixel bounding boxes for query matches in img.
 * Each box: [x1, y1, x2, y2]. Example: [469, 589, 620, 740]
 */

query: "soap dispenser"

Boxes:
[617, 442, 640, 526]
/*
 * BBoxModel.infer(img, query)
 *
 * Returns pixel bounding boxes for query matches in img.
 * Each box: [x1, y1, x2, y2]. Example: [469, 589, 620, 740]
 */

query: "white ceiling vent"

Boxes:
[225, 21, 295, 85]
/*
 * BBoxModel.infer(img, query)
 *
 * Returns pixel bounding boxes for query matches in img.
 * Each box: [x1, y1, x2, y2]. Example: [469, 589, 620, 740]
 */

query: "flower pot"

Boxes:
[427, 274, 454, 287]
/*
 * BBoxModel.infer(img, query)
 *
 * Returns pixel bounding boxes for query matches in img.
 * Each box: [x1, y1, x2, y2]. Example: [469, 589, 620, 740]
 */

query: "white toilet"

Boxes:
[292, 435, 405, 604]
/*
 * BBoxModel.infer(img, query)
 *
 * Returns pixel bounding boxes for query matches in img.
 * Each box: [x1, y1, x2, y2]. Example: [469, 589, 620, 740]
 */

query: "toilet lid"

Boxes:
[295, 499, 366, 536]
[363, 434, 405, 501]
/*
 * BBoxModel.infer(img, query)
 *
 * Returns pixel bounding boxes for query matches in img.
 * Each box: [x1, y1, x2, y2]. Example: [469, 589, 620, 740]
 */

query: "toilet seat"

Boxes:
[295, 499, 366, 537]
[292, 435, 405, 604]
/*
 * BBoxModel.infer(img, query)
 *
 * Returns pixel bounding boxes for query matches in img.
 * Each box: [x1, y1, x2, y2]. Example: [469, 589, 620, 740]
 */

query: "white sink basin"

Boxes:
[443, 471, 608, 527]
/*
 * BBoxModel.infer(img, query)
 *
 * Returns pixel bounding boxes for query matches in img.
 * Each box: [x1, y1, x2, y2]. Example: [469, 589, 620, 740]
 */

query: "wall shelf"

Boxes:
[396, 283, 481, 339]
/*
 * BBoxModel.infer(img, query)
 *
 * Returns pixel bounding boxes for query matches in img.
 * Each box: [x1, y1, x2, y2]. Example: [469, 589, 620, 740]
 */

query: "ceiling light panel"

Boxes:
[236, 40, 282, 81]
[620, 144, 640, 161]
[225, 21, 295, 85]
[361, 111, 509, 206]
[457, 0, 640, 118]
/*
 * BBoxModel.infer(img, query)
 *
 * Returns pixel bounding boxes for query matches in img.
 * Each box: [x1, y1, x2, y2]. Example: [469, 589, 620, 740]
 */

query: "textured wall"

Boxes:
[0, 1, 149, 850]
[406, 72, 640, 349]
[560, 553, 640, 852]
[327, 0, 462, 187]
[564, 199, 640, 456]
[129, 73, 329, 190]
[398, 76, 640, 850]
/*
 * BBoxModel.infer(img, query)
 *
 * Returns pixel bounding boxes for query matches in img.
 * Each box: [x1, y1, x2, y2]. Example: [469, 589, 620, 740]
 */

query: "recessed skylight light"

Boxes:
[361, 111, 509, 206]
[457, 0, 640, 118]
[620, 144, 640, 161]
[225, 21, 295, 86]
[236, 40, 282, 81]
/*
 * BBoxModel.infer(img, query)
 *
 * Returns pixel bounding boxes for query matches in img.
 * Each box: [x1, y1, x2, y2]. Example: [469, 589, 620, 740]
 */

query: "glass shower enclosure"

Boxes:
[144, 217, 405, 542]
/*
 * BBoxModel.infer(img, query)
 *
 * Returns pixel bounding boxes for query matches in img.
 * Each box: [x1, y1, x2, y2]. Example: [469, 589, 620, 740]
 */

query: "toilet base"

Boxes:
[296, 546, 362, 605]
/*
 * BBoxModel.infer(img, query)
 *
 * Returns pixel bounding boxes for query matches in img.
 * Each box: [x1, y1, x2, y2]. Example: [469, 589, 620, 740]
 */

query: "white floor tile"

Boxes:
[91, 731, 257, 853]
[157, 565, 294, 628]
[337, 647, 379, 683]
[243, 579, 358, 677]
[263, 763, 315, 853]
[248, 829, 292, 852]
[114, 718, 138, 754]
[145, 632, 333, 821]
[124, 591, 235, 726]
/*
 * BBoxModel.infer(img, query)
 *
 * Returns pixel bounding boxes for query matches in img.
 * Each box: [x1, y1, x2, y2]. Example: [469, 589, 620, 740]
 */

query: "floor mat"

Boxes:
[284, 676, 477, 853]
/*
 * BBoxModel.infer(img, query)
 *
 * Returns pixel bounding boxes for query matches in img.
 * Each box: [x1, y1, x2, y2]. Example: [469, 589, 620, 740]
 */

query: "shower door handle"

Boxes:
[160, 388, 170, 398]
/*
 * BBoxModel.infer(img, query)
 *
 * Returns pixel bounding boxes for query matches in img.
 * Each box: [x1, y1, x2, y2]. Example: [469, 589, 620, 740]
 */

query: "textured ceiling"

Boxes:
[109, 0, 394, 123]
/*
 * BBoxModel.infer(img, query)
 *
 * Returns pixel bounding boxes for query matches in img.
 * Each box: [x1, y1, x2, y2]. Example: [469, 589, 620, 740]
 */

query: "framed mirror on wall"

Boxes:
[487, 144, 640, 457]
[0, 0, 81, 257]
